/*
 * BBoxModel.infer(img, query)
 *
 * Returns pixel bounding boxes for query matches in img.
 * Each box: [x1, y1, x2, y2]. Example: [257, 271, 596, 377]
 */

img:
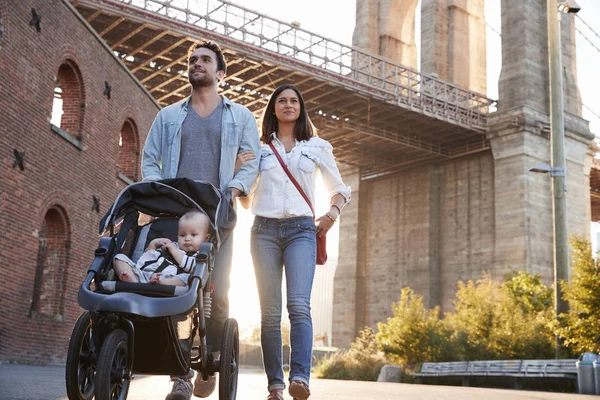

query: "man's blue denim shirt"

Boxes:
[142, 95, 260, 195]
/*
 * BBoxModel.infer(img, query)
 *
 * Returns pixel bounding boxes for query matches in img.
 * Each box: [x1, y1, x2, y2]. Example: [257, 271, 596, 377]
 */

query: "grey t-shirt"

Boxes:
[176, 102, 223, 188]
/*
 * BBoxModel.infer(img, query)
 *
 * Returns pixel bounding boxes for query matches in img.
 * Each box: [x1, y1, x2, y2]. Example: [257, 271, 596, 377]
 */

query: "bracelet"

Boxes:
[325, 212, 336, 222]
[330, 204, 342, 215]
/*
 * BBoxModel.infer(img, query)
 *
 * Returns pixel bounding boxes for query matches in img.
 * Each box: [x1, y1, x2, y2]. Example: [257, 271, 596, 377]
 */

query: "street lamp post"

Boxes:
[547, 0, 569, 319]
[545, 0, 580, 357]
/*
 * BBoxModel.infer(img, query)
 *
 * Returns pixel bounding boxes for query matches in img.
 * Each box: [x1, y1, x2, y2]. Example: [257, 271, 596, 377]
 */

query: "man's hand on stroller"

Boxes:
[228, 188, 242, 201]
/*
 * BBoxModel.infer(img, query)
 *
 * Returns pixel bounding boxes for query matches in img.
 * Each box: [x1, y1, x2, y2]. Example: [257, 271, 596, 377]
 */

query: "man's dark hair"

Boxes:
[187, 40, 227, 74]
[260, 84, 317, 144]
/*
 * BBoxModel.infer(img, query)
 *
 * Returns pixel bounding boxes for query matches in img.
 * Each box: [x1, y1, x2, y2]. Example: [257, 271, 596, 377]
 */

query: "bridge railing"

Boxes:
[106, 0, 496, 129]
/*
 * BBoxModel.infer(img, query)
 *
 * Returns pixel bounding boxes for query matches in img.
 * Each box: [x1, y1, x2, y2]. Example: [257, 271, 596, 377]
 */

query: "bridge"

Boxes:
[70, 0, 495, 179]
[68, 0, 595, 349]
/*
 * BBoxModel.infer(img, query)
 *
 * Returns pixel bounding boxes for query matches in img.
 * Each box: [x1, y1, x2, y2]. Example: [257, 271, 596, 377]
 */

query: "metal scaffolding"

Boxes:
[70, 0, 498, 178]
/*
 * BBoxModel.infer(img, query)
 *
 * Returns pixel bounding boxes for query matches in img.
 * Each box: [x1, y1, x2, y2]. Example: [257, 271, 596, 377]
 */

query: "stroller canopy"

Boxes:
[99, 178, 236, 248]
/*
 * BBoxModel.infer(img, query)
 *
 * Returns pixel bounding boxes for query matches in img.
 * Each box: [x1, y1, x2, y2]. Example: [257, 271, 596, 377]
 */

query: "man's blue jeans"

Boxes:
[250, 216, 317, 391]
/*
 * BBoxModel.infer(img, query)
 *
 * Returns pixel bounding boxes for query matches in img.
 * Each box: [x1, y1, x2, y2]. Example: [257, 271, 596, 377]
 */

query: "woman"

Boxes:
[240, 84, 351, 400]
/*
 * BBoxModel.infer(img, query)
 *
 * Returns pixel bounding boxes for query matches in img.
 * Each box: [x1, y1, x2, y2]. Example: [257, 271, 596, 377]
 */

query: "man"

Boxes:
[142, 40, 260, 400]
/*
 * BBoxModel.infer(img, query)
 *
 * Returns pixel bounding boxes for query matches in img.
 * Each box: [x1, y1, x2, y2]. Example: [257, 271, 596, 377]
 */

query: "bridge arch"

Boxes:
[378, 0, 420, 68]
[353, 0, 420, 69]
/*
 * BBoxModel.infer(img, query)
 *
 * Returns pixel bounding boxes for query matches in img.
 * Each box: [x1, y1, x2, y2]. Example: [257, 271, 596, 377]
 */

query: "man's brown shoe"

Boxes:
[192, 374, 216, 398]
[267, 389, 284, 400]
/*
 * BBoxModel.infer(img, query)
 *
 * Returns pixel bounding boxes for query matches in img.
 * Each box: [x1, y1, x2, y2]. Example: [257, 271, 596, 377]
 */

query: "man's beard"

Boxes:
[189, 72, 215, 88]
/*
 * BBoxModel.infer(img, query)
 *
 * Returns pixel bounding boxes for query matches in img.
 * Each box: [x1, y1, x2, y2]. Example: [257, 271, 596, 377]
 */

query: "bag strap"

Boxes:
[268, 141, 315, 217]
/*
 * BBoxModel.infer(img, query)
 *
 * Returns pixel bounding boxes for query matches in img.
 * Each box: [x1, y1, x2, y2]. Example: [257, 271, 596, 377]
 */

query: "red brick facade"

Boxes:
[0, 0, 160, 364]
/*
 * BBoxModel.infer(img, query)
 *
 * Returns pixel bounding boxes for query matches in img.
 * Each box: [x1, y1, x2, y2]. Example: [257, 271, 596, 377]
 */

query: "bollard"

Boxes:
[577, 352, 598, 394]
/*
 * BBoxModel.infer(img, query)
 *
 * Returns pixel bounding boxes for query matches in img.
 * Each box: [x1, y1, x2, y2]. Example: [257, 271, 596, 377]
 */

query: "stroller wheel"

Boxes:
[219, 318, 239, 400]
[96, 329, 131, 400]
[65, 311, 96, 400]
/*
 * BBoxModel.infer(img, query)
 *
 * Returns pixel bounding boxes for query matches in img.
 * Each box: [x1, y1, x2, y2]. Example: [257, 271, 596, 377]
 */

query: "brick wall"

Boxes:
[363, 153, 495, 327]
[0, 0, 160, 364]
[333, 153, 496, 346]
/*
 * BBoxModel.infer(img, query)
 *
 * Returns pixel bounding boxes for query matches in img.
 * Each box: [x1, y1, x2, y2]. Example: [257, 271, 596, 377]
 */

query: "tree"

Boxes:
[502, 271, 553, 314]
[376, 287, 452, 366]
[446, 273, 554, 360]
[557, 236, 600, 354]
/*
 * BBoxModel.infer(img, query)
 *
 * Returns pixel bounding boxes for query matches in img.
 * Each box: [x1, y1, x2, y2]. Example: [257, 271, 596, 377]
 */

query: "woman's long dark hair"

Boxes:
[260, 84, 317, 144]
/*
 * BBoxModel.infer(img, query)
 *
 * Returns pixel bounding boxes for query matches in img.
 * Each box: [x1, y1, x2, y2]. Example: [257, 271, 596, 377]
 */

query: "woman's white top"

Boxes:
[251, 133, 351, 219]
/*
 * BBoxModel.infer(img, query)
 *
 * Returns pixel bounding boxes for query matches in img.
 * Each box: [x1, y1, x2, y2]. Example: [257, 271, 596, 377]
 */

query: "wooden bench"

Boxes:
[413, 359, 577, 388]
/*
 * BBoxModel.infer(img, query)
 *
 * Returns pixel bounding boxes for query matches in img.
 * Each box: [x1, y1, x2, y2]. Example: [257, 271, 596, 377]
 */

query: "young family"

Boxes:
[129, 40, 350, 400]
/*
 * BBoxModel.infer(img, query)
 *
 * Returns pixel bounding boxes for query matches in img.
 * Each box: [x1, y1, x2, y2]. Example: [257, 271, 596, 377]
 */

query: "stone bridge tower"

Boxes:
[333, 0, 592, 348]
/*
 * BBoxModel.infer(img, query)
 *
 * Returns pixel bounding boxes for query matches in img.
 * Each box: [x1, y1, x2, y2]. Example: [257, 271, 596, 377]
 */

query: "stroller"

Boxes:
[65, 178, 239, 400]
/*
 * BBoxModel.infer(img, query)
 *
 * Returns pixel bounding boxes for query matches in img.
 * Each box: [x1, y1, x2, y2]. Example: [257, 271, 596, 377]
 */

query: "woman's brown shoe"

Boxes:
[267, 389, 284, 400]
[289, 380, 310, 399]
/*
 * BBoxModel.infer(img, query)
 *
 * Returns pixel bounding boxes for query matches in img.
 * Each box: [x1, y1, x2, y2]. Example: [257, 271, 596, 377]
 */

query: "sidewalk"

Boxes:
[0, 363, 596, 400]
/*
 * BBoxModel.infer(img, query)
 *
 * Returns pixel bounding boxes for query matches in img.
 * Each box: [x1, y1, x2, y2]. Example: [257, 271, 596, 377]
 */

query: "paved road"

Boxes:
[0, 363, 596, 400]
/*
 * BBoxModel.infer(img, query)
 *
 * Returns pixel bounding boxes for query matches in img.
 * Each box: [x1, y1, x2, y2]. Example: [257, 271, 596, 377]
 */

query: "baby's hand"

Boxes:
[148, 238, 172, 251]
[164, 241, 178, 254]
[149, 273, 162, 284]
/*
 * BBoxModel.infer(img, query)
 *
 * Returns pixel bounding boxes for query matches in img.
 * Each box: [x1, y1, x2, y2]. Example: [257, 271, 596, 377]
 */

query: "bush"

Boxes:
[314, 327, 386, 381]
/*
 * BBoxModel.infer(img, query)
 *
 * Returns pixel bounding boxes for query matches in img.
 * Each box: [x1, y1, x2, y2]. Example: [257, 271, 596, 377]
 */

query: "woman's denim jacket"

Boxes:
[142, 96, 260, 195]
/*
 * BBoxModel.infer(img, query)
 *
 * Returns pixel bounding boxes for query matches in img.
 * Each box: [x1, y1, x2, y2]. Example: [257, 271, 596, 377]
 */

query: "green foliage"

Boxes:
[317, 271, 561, 382]
[314, 327, 386, 381]
[557, 237, 600, 354]
[376, 287, 453, 366]
[503, 271, 553, 314]
[446, 273, 555, 360]
[445, 276, 499, 360]
[373, 274, 554, 366]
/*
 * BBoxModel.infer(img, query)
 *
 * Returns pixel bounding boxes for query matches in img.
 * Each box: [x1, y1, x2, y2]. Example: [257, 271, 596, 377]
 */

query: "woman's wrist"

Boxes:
[329, 204, 341, 219]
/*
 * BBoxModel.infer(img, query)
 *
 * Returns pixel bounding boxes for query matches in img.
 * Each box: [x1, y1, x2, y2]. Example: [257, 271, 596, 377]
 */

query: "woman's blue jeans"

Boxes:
[250, 216, 316, 392]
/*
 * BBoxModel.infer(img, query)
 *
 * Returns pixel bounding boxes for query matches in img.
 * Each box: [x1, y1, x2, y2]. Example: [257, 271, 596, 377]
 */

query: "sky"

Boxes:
[224, 0, 600, 332]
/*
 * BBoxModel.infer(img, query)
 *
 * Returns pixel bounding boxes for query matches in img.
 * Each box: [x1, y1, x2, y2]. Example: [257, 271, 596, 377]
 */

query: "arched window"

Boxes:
[51, 60, 85, 140]
[118, 119, 140, 183]
[30, 207, 71, 319]
[0, 5, 5, 48]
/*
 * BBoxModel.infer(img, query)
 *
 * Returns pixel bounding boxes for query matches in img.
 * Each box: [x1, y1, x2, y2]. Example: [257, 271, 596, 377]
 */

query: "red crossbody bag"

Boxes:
[268, 142, 327, 265]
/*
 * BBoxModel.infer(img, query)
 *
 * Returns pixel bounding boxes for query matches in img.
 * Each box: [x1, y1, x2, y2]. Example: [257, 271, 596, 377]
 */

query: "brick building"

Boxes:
[0, 0, 159, 363]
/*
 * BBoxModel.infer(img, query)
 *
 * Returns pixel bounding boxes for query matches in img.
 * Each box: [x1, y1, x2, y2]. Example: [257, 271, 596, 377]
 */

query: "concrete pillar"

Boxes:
[352, 0, 419, 69]
[332, 165, 365, 348]
[498, 0, 581, 115]
[487, 0, 591, 283]
[421, 0, 486, 94]
[560, 12, 582, 116]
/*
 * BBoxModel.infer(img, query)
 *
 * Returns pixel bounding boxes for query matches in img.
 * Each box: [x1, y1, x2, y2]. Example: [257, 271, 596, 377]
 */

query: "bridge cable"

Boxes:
[576, 15, 600, 42]
[576, 27, 600, 54]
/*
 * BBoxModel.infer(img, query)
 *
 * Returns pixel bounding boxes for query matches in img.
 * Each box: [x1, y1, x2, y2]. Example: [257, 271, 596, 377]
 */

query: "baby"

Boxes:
[113, 210, 211, 286]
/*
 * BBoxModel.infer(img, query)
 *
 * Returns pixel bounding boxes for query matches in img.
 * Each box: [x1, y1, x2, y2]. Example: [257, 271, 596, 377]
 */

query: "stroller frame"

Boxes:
[65, 179, 239, 400]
